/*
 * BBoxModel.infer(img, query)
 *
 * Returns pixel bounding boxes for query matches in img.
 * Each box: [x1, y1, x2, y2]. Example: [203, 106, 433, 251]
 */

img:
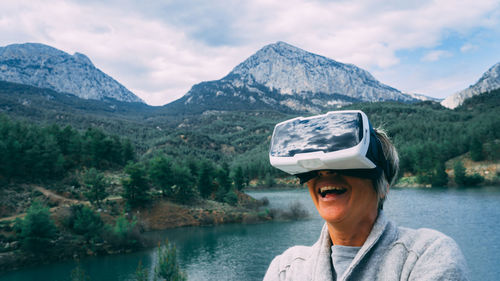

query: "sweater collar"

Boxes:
[311, 211, 389, 281]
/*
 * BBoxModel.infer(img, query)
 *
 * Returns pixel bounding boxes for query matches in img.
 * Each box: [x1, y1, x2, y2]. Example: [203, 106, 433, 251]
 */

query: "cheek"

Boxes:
[307, 181, 319, 208]
[350, 178, 378, 206]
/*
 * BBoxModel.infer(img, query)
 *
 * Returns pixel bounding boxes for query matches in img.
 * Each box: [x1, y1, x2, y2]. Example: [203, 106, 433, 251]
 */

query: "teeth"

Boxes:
[319, 186, 345, 193]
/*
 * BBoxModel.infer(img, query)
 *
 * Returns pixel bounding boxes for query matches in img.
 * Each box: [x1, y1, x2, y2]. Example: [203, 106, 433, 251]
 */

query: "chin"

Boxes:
[318, 206, 347, 224]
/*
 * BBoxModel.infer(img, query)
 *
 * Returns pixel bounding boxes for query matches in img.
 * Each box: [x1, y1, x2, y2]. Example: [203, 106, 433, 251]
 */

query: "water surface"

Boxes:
[1, 186, 499, 281]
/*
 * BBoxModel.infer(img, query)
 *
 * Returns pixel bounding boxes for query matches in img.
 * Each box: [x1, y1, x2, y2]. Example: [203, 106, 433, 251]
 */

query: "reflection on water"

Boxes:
[1, 186, 500, 281]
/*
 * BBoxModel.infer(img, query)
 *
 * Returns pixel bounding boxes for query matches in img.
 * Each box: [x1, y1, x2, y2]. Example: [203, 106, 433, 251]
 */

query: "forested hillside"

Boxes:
[0, 82, 498, 271]
[1, 81, 499, 189]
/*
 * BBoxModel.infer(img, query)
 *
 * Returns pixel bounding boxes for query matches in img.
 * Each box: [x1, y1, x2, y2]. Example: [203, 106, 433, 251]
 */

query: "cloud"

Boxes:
[460, 43, 478, 53]
[0, 0, 499, 104]
[421, 50, 453, 62]
[0, 0, 254, 105]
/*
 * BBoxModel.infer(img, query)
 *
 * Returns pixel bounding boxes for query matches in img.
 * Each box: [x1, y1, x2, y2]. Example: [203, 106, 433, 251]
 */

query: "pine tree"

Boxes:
[149, 156, 174, 197]
[171, 163, 196, 204]
[470, 137, 484, 161]
[155, 240, 187, 281]
[18, 201, 58, 253]
[122, 163, 150, 208]
[198, 160, 215, 198]
[233, 166, 245, 191]
[453, 161, 467, 186]
[215, 162, 232, 202]
[135, 260, 149, 281]
[82, 168, 109, 208]
[431, 161, 448, 187]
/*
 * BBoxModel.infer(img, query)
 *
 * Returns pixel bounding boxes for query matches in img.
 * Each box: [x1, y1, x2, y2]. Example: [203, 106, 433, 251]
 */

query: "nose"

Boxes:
[317, 170, 337, 177]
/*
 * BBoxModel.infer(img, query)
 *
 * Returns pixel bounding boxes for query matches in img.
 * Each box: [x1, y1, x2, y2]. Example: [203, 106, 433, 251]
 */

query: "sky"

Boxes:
[1, 0, 499, 106]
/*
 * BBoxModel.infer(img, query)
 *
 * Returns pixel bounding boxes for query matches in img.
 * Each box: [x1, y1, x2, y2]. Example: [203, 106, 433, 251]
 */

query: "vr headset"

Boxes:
[269, 110, 392, 184]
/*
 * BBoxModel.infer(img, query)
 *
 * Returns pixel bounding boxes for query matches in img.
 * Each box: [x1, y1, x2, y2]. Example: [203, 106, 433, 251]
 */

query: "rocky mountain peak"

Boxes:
[0, 43, 143, 103]
[441, 62, 500, 109]
[168, 41, 417, 114]
[73, 52, 94, 67]
[225, 41, 409, 101]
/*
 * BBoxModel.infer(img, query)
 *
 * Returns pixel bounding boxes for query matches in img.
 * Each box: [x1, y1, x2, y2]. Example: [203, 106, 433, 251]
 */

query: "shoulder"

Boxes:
[394, 226, 469, 280]
[263, 245, 314, 281]
[269, 245, 313, 271]
[396, 226, 461, 257]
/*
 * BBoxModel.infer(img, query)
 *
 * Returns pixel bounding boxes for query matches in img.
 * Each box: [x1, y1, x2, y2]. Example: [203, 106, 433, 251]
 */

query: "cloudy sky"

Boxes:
[1, 0, 499, 105]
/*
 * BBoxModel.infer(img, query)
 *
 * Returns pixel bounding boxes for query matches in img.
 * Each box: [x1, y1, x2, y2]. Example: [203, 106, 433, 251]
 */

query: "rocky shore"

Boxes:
[0, 191, 271, 272]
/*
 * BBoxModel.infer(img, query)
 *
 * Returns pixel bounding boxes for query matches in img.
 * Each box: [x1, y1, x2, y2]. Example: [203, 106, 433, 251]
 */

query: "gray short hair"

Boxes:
[373, 128, 399, 209]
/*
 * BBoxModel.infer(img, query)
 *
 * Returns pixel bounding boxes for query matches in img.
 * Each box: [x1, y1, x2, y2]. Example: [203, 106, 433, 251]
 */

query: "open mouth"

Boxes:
[319, 186, 347, 197]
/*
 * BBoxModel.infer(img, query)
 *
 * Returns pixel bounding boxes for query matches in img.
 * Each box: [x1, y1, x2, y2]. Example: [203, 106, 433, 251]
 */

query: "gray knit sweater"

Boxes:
[263, 212, 469, 281]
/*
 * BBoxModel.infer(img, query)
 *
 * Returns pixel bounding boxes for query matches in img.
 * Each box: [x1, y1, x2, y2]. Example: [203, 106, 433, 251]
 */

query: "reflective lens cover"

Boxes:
[270, 112, 364, 157]
[269, 110, 377, 176]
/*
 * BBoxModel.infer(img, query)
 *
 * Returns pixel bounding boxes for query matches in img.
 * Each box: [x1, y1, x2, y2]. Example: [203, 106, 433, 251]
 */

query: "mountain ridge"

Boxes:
[441, 62, 500, 109]
[0, 43, 144, 103]
[166, 41, 417, 114]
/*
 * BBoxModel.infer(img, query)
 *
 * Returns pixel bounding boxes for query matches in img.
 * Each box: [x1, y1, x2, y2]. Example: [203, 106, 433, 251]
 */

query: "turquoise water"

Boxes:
[1, 187, 499, 281]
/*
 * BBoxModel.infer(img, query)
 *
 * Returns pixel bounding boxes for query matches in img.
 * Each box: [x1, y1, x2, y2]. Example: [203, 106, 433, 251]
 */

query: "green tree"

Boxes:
[431, 161, 448, 187]
[83, 128, 107, 168]
[155, 240, 187, 281]
[454, 161, 484, 186]
[233, 166, 245, 191]
[264, 172, 275, 188]
[105, 212, 139, 249]
[70, 205, 104, 242]
[82, 168, 109, 208]
[122, 163, 150, 208]
[453, 161, 467, 186]
[197, 160, 215, 198]
[149, 156, 174, 197]
[223, 189, 239, 206]
[135, 261, 149, 281]
[171, 163, 197, 204]
[17, 201, 57, 253]
[122, 139, 136, 163]
[215, 162, 232, 202]
[470, 138, 484, 161]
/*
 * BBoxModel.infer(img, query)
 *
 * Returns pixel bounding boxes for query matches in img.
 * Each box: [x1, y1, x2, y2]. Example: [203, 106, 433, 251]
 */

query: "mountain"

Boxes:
[0, 43, 144, 103]
[404, 92, 442, 102]
[166, 41, 416, 114]
[441, 62, 500, 109]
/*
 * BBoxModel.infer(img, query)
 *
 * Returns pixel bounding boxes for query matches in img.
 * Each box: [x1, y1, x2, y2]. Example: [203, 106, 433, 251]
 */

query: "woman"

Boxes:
[264, 110, 468, 281]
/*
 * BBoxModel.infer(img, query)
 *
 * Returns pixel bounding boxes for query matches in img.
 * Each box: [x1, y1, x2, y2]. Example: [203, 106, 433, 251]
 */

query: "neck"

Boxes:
[327, 212, 378, 247]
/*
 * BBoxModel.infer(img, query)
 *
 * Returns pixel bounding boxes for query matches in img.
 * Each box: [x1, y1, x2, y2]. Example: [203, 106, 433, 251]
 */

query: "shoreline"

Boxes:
[0, 192, 272, 273]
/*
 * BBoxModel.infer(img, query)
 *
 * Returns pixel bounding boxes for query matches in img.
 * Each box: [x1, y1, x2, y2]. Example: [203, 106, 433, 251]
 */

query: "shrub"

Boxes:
[264, 173, 275, 187]
[135, 260, 149, 281]
[103, 213, 140, 249]
[223, 189, 238, 206]
[454, 161, 484, 186]
[280, 201, 309, 220]
[260, 197, 270, 206]
[67, 205, 104, 242]
[431, 161, 448, 187]
[155, 240, 187, 281]
[17, 201, 57, 253]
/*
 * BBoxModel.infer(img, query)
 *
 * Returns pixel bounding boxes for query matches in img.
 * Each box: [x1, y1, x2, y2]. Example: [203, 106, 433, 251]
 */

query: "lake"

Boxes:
[1, 186, 499, 281]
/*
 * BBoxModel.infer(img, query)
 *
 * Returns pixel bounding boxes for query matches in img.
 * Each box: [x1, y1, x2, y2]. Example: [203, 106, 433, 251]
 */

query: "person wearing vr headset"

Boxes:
[264, 110, 468, 281]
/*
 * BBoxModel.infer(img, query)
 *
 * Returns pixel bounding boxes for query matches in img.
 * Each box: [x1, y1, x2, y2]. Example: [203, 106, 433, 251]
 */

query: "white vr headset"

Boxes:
[269, 110, 391, 184]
